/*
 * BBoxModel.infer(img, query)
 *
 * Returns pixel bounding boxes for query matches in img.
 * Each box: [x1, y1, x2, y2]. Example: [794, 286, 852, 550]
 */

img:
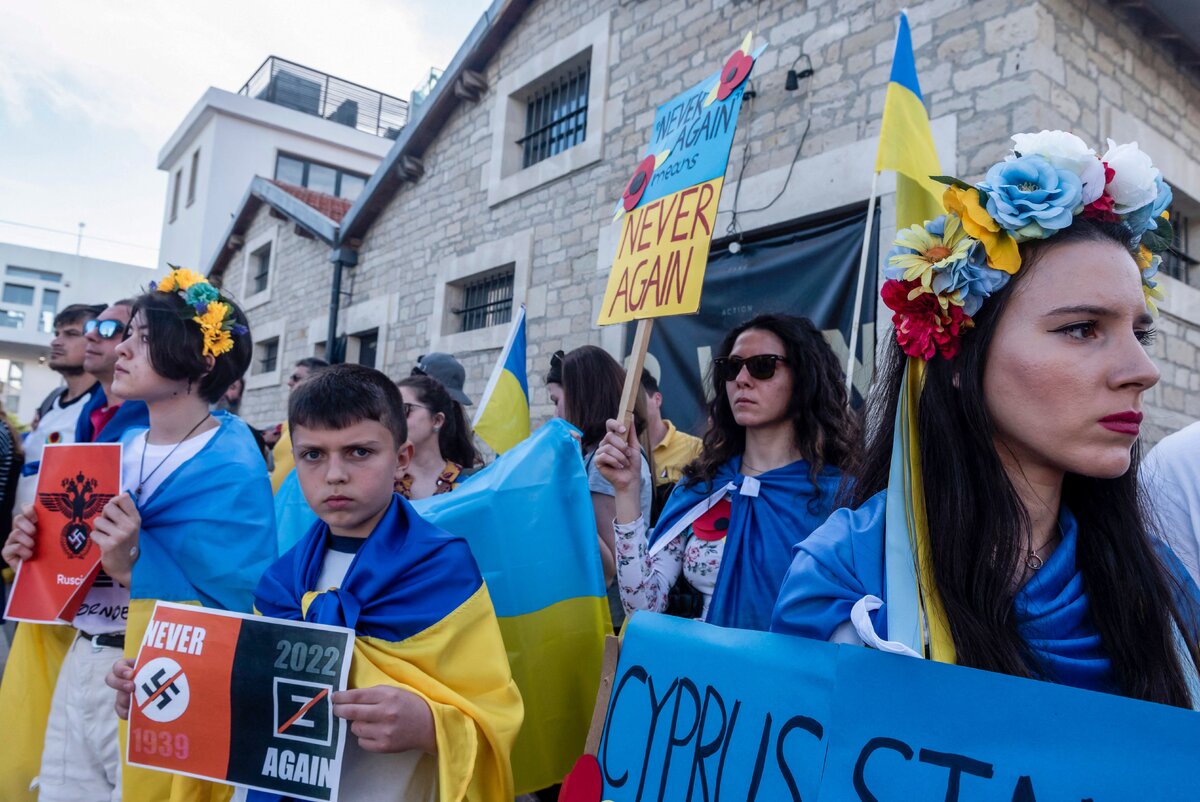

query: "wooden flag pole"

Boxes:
[845, 170, 880, 402]
[619, 318, 655, 426]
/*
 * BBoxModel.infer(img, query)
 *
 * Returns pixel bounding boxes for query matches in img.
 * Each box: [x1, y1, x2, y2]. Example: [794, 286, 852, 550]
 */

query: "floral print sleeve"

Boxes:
[613, 516, 684, 615]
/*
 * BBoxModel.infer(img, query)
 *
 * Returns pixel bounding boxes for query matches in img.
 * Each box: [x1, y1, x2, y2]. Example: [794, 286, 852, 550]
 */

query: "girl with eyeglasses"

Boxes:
[395, 375, 479, 500]
[594, 313, 857, 631]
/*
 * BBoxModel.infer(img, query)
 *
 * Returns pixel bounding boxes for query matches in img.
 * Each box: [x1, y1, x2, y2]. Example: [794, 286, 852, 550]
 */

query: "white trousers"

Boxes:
[37, 634, 123, 802]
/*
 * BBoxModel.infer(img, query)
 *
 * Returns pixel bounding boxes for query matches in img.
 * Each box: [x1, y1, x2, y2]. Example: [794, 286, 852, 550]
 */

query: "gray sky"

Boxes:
[0, 0, 488, 267]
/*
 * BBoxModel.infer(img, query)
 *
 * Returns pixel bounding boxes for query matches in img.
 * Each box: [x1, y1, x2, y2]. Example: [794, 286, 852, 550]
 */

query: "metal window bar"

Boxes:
[456, 272, 514, 332]
[1163, 207, 1195, 286]
[518, 65, 589, 168]
[260, 340, 279, 374]
[239, 56, 409, 139]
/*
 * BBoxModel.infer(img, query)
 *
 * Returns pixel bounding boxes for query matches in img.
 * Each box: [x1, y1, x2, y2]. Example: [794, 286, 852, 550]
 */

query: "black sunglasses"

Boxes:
[83, 319, 126, 340]
[713, 354, 788, 382]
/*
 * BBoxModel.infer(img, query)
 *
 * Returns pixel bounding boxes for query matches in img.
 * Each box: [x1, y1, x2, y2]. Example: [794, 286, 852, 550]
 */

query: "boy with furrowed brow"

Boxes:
[111, 363, 523, 801]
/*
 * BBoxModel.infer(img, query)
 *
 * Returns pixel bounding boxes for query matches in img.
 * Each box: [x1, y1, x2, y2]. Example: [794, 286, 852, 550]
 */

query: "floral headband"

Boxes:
[883, 130, 1173, 360]
[151, 267, 247, 357]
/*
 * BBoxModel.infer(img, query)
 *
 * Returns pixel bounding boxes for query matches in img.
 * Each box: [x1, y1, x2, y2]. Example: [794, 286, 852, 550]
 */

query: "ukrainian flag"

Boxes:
[472, 305, 530, 454]
[876, 11, 943, 230]
[415, 419, 611, 793]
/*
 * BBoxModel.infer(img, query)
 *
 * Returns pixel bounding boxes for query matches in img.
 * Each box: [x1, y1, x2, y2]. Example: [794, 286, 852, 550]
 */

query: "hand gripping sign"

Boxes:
[4, 443, 121, 623]
[127, 602, 354, 802]
[596, 33, 766, 422]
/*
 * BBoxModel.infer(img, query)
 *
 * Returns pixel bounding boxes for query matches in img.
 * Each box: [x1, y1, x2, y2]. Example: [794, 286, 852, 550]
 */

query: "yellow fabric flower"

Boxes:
[203, 328, 234, 357]
[943, 186, 1022, 275]
[889, 215, 974, 292]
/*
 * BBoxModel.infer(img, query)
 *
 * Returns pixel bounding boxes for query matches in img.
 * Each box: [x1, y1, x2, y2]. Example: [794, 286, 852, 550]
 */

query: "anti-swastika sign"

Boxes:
[127, 602, 354, 802]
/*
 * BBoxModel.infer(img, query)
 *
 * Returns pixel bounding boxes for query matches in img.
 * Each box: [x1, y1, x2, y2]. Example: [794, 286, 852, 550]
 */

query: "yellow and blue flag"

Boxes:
[416, 419, 611, 793]
[254, 494, 523, 801]
[876, 11, 943, 230]
[472, 305, 530, 454]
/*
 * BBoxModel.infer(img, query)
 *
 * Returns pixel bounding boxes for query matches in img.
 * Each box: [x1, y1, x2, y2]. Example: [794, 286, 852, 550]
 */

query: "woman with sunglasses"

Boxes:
[772, 132, 1200, 705]
[595, 313, 857, 631]
[396, 374, 479, 500]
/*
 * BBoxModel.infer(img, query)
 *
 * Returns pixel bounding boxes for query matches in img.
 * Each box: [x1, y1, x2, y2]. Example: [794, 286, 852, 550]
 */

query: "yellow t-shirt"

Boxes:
[270, 421, 294, 493]
[652, 419, 703, 486]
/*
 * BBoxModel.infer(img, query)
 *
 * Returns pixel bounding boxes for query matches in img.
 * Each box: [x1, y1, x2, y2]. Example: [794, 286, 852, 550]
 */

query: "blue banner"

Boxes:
[598, 614, 1200, 801]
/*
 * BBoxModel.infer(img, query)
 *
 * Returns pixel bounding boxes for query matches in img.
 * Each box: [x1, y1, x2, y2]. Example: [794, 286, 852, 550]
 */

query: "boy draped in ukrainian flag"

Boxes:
[113, 363, 523, 801]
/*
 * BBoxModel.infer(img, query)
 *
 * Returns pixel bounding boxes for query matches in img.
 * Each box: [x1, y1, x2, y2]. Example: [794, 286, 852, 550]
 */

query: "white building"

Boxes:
[157, 57, 405, 274]
[0, 242, 156, 424]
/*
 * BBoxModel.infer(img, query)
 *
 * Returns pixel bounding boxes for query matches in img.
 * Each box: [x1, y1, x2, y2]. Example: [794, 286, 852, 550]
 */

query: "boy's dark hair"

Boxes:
[129, 291, 252, 404]
[54, 303, 105, 330]
[639, 368, 659, 396]
[295, 357, 329, 371]
[290, 363, 407, 447]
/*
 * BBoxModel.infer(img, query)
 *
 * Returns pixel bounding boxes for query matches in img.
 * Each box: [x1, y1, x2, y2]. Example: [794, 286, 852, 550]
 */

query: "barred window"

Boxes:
[256, 337, 279, 375]
[1163, 205, 1196, 286]
[455, 268, 514, 332]
[519, 62, 590, 169]
[251, 243, 272, 294]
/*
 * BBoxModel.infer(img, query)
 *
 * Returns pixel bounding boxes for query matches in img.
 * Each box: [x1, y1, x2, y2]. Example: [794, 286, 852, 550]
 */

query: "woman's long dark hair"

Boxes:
[856, 216, 1200, 707]
[683, 313, 859, 490]
[549, 345, 649, 457]
[397, 375, 480, 467]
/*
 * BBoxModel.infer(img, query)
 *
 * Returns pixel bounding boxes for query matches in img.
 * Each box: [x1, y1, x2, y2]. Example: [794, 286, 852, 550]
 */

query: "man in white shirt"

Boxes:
[15, 304, 105, 512]
[1143, 421, 1200, 585]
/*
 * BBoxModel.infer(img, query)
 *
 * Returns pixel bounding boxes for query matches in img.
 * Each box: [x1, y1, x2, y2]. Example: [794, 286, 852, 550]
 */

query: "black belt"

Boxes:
[76, 629, 125, 648]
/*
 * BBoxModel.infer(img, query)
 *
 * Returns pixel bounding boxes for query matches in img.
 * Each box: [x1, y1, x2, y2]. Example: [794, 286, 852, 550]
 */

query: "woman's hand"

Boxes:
[594, 419, 641, 493]
[2, 505, 37, 570]
[106, 657, 136, 719]
[92, 493, 141, 588]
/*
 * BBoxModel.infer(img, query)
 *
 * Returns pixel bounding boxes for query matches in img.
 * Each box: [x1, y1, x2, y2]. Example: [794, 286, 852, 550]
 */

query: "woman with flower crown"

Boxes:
[772, 131, 1200, 708]
[0, 268, 278, 802]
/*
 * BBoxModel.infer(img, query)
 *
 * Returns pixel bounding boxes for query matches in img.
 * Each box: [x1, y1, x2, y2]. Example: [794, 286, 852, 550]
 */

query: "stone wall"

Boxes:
[222, 0, 1200, 443]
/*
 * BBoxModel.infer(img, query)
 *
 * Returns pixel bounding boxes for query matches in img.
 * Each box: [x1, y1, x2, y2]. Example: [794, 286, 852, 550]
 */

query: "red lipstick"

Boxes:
[1099, 411, 1142, 436]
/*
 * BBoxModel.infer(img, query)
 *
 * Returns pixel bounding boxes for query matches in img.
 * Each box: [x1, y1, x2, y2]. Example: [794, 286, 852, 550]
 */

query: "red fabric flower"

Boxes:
[1084, 162, 1119, 222]
[882, 279, 971, 360]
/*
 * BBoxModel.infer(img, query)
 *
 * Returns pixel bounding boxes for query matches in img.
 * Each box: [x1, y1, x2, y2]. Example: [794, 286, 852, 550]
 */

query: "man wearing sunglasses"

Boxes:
[74, 300, 149, 444]
[14, 305, 106, 511]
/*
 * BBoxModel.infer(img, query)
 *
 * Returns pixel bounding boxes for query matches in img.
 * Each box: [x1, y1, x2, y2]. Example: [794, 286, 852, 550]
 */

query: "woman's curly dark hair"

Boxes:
[682, 313, 858, 489]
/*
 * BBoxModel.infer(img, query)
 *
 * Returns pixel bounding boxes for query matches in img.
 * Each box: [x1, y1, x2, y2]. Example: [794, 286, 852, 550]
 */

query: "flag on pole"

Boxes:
[876, 11, 943, 230]
[472, 304, 530, 454]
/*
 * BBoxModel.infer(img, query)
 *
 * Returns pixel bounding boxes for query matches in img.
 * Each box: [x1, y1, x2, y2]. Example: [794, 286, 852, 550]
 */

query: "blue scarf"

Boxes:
[652, 457, 841, 631]
[1015, 508, 1115, 692]
[74, 384, 149, 443]
[254, 494, 482, 641]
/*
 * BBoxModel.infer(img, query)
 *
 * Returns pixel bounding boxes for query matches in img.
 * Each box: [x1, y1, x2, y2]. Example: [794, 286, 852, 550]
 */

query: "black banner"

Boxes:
[626, 204, 880, 434]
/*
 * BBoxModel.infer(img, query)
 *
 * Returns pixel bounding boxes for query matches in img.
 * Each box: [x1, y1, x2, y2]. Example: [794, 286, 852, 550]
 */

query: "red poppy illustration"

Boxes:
[622, 155, 657, 212]
[560, 754, 603, 802]
[716, 48, 754, 101]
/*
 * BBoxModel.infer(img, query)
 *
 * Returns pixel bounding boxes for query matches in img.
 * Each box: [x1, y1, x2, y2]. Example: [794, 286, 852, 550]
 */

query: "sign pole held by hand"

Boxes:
[619, 319, 654, 427]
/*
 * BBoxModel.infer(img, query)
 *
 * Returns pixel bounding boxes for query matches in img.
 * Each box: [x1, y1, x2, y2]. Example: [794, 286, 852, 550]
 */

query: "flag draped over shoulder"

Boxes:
[876, 11, 943, 230]
[472, 305, 530, 454]
[254, 494, 523, 802]
[415, 419, 610, 794]
[120, 413, 278, 802]
[0, 413, 277, 802]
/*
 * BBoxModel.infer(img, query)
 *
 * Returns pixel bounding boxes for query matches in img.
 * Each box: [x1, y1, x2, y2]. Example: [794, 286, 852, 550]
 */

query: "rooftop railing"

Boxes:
[239, 56, 408, 140]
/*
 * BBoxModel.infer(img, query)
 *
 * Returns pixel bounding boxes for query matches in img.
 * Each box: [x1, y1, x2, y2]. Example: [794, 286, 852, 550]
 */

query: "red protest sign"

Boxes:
[4, 443, 121, 623]
[128, 602, 355, 802]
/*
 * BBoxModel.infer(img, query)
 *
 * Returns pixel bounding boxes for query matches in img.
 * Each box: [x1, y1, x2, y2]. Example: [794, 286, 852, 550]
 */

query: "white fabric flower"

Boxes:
[1102, 139, 1161, 214]
[1011, 130, 1106, 205]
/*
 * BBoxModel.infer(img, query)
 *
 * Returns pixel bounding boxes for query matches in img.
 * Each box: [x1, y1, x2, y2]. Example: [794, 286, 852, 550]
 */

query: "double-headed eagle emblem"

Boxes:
[39, 472, 114, 559]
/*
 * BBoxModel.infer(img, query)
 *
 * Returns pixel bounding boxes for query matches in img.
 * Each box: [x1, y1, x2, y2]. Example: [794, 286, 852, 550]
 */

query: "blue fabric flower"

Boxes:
[185, 282, 220, 306]
[931, 241, 1010, 316]
[979, 154, 1083, 240]
[1124, 175, 1172, 241]
[232, 324, 249, 336]
[193, 302, 208, 314]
